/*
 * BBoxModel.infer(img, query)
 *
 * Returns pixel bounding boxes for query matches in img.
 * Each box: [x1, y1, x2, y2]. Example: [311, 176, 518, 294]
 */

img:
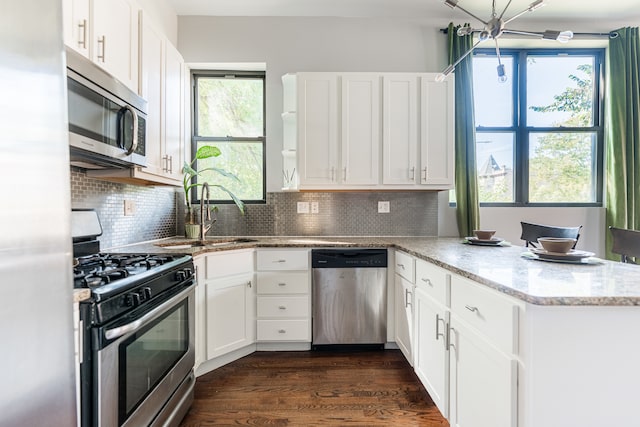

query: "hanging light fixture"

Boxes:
[436, 0, 573, 82]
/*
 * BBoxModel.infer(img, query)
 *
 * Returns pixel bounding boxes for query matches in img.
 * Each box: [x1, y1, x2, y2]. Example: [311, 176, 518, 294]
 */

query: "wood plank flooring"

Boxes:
[179, 349, 449, 426]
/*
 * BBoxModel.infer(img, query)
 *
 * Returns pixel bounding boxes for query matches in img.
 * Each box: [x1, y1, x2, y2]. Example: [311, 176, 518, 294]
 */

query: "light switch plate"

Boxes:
[378, 201, 390, 213]
[311, 201, 319, 214]
[297, 201, 310, 214]
[124, 199, 136, 216]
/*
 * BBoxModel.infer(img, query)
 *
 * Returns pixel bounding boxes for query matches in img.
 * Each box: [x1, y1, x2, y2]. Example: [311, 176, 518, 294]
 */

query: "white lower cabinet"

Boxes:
[194, 249, 256, 366]
[256, 249, 311, 346]
[448, 318, 517, 427]
[400, 256, 520, 426]
[414, 283, 449, 418]
[394, 274, 414, 364]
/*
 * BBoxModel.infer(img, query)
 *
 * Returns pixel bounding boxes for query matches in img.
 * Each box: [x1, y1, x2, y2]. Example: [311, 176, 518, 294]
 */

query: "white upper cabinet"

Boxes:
[283, 72, 454, 190]
[91, 0, 139, 92]
[420, 75, 454, 188]
[382, 74, 418, 185]
[63, 0, 90, 58]
[63, 0, 140, 93]
[297, 73, 339, 187]
[341, 74, 381, 186]
[87, 10, 185, 186]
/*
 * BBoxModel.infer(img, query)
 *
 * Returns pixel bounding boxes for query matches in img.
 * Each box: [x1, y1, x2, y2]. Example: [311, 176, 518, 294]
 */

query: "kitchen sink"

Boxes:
[157, 238, 257, 250]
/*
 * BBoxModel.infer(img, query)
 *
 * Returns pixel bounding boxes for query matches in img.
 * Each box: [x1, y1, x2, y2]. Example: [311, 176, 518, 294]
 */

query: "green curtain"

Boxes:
[605, 27, 640, 259]
[447, 23, 480, 237]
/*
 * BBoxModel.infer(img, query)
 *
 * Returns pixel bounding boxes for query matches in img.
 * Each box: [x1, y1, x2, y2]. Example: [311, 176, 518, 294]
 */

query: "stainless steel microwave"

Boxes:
[66, 48, 147, 169]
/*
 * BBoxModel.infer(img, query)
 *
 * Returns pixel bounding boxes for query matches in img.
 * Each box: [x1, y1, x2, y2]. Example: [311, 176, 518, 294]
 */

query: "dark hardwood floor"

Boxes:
[179, 349, 449, 426]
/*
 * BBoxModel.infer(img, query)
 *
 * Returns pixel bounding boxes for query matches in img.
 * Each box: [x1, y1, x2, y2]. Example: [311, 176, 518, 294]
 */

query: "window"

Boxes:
[472, 48, 604, 206]
[192, 71, 266, 204]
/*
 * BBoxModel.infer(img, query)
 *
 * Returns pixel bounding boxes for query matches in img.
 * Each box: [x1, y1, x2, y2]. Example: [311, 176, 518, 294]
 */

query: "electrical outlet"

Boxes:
[378, 201, 390, 213]
[297, 201, 310, 214]
[311, 201, 319, 214]
[124, 200, 136, 216]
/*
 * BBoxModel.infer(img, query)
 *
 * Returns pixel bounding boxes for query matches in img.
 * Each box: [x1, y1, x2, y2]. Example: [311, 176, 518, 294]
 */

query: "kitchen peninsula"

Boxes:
[112, 236, 640, 427]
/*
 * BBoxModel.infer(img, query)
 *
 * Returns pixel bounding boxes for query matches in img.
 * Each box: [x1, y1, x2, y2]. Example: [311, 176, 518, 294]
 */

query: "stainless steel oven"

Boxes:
[94, 283, 195, 427]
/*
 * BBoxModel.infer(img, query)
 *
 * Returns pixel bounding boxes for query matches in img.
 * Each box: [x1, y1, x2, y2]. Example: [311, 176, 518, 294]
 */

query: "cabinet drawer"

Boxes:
[395, 251, 415, 283]
[204, 250, 254, 279]
[415, 259, 449, 306]
[451, 275, 519, 354]
[257, 271, 309, 294]
[257, 249, 309, 271]
[257, 296, 310, 318]
[257, 319, 310, 341]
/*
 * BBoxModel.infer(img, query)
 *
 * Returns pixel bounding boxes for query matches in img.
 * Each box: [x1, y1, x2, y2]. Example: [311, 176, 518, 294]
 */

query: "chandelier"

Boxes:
[437, 0, 573, 82]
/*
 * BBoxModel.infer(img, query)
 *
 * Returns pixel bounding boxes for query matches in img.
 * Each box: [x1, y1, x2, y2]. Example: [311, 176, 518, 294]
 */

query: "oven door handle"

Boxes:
[104, 285, 192, 341]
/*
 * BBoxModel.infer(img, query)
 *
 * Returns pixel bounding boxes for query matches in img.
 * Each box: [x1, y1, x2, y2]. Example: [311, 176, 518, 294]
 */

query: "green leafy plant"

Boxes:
[183, 145, 245, 224]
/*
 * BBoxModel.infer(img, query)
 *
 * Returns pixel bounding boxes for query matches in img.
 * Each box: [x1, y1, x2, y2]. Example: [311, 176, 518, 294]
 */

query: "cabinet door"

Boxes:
[193, 257, 207, 370]
[420, 74, 454, 188]
[92, 0, 139, 92]
[414, 287, 449, 418]
[297, 73, 339, 186]
[138, 13, 164, 177]
[449, 318, 517, 427]
[163, 42, 185, 182]
[63, 0, 90, 58]
[341, 74, 380, 186]
[205, 276, 256, 359]
[382, 74, 418, 185]
[394, 275, 414, 364]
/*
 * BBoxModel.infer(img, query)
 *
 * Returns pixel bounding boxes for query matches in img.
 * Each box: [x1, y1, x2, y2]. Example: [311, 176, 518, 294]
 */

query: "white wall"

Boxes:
[176, 15, 611, 248]
[138, 0, 178, 45]
[177, 16, 448, 193]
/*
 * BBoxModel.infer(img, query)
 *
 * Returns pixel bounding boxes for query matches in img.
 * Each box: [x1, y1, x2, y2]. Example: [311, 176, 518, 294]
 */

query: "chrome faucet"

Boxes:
[200, 182, 213, 244]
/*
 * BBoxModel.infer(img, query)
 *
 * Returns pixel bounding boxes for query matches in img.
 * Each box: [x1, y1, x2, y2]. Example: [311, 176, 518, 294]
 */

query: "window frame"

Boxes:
[191, 70, 267, 205]
[473, 47, 605, 207]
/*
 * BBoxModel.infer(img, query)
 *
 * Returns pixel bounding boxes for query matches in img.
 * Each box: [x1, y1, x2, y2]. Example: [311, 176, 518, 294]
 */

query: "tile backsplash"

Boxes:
[70, 167, 177, 249]
[207, 191, 439, 237]
[71, 166, 439, 247]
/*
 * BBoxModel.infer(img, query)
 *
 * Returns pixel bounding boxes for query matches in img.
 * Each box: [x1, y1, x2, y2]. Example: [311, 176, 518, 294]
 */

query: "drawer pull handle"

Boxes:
[465, 305, 478, 313]
[247, 281, 252, 288]
[421, 278, 432, 286]
[274, 259, 286, 263]
[278, 329, 286, 334]
[397, 263, 405, 269]
[278, 282, 287, 287]
[278, 306, 287, 310]
[405, 288, 412, 308]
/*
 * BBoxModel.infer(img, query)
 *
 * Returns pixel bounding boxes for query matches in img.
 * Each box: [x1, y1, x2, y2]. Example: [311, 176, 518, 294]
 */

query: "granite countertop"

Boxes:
[108, 236, 640, 307]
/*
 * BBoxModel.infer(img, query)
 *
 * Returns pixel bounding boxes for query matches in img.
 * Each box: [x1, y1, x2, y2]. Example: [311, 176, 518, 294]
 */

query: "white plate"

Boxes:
[521, 251, 603, 265]
[466, 236, 504, 245]
[530, 248, 595, 261]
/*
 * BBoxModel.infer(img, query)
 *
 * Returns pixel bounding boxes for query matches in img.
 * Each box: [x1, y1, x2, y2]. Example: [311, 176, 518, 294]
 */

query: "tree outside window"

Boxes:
[192, 72, 266, 203]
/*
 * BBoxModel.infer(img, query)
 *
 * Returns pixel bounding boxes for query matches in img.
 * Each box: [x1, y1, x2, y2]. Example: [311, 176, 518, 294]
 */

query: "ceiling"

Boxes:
[165, 0, 640, 23]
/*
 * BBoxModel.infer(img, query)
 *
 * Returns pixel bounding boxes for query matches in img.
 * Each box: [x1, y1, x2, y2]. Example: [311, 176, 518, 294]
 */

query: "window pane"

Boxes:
[197, 141, 264, 201]
[197, 77, 264, 137]
[526, 56, 594, 127]
[529, 132, 596, 203]
[477, 132, 514, 203]
[473, 56, 513, 127]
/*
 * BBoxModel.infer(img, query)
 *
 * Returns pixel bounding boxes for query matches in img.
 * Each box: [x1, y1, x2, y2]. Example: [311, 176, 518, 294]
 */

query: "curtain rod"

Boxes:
[439, 28, 619, 38]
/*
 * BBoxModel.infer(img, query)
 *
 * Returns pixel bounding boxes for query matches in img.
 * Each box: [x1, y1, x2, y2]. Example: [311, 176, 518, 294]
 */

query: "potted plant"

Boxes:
[183, 145, 245, 238]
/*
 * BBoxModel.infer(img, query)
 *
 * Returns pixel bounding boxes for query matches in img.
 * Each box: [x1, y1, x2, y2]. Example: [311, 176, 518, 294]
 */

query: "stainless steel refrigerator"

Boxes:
[0, 1, 77, 426]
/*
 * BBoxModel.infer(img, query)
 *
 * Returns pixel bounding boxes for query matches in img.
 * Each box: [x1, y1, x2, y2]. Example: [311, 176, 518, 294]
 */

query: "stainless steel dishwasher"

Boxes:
[311, 249, 388, 348]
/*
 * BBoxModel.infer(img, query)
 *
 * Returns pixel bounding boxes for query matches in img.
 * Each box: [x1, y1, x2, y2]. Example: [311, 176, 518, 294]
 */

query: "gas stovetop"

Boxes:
[73, 253, 188, 289]
[76, 252, 194, 325]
